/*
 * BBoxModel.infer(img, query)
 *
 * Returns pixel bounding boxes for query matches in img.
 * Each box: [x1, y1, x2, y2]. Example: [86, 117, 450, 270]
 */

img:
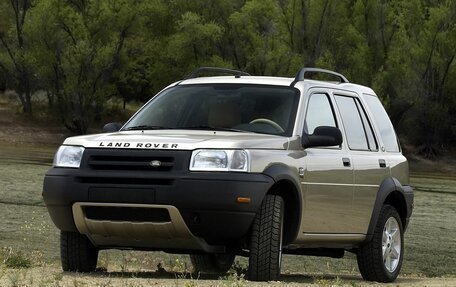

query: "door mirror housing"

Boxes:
[102, 122, 123, 133]
[302, 126, 343, 148]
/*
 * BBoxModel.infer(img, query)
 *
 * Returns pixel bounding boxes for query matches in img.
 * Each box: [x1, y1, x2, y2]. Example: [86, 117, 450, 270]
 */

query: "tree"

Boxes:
[27, 0, 138, 133]
[0, 0, 454, 153]
[405, 1, 456, 156]
[228, 0, 301, 76]
[0, 0, 35, 113]
[111, 0, 173, 106]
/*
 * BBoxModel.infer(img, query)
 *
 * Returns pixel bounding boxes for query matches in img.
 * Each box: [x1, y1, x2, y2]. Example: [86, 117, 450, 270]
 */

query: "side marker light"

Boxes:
[236, 197, 251, 204]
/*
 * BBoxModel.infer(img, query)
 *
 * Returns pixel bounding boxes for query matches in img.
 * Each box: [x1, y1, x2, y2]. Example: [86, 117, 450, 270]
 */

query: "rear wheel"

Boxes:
[61, 231, 98, 272]
[248, 194, 284, 281]
[190, 253, 235, 274]
[357, 204, 404, 282]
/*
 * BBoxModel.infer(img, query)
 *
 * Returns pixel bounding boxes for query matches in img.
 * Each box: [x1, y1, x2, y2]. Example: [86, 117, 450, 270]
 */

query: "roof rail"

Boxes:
[185, 67, 250, 80]
[290, 67, 349, 86]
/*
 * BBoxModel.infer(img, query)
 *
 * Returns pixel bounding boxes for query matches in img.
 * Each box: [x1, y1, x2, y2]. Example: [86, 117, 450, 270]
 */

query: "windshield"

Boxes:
[123, 84, 300, 136]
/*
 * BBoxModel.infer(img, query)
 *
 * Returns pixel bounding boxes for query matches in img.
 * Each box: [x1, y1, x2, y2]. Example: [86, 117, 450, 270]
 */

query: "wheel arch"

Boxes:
[262, 164, 302, 245]
[365, 177, 410, 242]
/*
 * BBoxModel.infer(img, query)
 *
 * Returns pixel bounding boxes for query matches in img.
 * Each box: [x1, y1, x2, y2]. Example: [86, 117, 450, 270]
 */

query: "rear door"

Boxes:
[333, 93, 390, 234]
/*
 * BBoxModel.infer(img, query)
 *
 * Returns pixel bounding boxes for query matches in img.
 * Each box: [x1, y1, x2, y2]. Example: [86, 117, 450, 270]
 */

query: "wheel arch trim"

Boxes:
[262, 164, 302, 245]
[365, 177, 413, 242]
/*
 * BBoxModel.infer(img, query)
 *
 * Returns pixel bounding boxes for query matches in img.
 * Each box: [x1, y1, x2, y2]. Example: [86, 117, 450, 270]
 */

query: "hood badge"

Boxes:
[150, 160, 162, 167]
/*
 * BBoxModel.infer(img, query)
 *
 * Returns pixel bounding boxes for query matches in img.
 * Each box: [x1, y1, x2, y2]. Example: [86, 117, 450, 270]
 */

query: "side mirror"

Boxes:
[302, 126, 343, 148]
[102, 122, 123, 133]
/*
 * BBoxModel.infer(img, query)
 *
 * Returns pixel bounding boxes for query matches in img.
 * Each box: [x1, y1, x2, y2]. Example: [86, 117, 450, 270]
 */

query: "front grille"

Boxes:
[76, 149, 191, 187]
[78, 149, 190, 186]
[84, 206, 171, 222]
[88, 155, 174, 171]
[82, 149, 190, 172]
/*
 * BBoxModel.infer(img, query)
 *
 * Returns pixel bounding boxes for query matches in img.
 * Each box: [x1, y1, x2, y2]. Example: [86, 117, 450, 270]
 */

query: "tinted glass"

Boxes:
[363, 94, 400, 152]
[305, 93, 336, 134]
[123, 84, 300, 136]
[335, 96, 369, 150]
[356, 99, 378, 151]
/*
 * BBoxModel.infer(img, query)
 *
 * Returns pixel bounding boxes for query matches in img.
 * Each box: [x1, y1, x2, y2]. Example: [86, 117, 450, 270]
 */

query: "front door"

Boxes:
[300, 92, 354, 233]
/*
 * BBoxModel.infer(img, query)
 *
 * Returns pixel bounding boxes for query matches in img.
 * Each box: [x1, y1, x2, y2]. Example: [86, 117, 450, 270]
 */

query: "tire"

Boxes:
[248, 194, 284, 281]
[190, 253, 235, 274]
[61, 231, 98, 272]
[357, 204, 404, 282]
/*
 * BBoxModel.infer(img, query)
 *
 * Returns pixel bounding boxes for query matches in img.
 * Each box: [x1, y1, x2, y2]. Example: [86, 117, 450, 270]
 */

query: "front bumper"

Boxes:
[43, 166, 274, 250]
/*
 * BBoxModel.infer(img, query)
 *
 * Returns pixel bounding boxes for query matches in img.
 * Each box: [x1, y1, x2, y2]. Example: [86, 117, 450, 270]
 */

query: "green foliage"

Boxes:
[0, 0, 455, 150]
[0, 0, 36, 114]
[24, 0, 141, 133]
[219, 261, 248, 287]
[2, 248, 32, 269]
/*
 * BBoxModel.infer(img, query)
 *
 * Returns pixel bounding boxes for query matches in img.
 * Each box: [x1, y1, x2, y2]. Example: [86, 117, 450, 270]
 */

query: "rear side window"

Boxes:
[304, 93, 337, 134]
[335, 95, 377, 151]
[356, 99, 378, 151]
[363, 94, 400, 152]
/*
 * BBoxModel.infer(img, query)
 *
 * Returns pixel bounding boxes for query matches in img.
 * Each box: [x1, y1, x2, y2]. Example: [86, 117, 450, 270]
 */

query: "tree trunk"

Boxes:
[23, 89, 32, 114]
[309, 0, 330, 66]
[46, 90, 54, 108]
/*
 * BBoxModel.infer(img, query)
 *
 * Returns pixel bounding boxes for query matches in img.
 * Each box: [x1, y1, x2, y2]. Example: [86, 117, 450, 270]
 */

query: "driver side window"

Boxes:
[304, 93, 337, 134]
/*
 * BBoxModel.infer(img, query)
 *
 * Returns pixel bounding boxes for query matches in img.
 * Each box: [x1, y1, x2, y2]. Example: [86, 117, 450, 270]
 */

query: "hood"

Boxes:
[63, 130, 290, 150]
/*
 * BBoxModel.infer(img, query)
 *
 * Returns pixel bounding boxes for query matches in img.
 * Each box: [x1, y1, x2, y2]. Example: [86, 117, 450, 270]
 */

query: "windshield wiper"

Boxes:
[124, 125, 251, 133]
[179, 126, 250, 133]
[123, 125, 172, 131]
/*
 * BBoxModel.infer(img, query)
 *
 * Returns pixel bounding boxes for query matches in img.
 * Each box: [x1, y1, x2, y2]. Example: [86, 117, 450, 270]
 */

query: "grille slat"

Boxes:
[88, 160, 174, 167]
[88, 155, 175, 171]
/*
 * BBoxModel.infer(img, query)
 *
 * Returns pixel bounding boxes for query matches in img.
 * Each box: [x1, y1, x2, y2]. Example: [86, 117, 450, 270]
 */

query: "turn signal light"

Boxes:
[236, 197, 251, 204]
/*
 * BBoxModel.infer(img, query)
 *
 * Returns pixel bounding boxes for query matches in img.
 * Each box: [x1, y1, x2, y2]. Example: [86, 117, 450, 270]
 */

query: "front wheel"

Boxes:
[357, 204, 404, 282]
[190, 253, 235, 274]
[61, 231, 98, 272]
[248, 194, 284, 281]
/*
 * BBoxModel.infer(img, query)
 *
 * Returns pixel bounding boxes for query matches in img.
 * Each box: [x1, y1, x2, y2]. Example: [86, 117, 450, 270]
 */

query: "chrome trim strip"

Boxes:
[301, 182, 378, 187]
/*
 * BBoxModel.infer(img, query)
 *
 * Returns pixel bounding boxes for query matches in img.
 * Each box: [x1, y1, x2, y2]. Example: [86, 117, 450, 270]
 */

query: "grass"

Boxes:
[403, 178, 456, 277]
[0, 145, 455, 286]
[2, 248, 32, 269]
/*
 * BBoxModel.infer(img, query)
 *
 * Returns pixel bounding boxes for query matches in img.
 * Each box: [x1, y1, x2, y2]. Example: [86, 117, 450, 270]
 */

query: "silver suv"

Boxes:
[43, 67, 413, 282]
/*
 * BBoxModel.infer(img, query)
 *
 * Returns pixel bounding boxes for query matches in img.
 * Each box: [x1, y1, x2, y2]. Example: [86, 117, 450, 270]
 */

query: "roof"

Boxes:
[177, 76, 295, 87]
[174, 75, 376, 95]
[160, 67, 376, 94]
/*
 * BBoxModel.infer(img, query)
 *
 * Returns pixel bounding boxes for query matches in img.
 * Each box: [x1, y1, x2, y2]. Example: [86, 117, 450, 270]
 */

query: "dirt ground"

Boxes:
[0, 96, 67, 147]
[0, 266, 455, 287]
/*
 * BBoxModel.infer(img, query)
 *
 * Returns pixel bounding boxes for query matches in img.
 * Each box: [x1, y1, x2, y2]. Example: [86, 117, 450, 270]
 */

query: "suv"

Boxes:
[43, 67, 413, 282]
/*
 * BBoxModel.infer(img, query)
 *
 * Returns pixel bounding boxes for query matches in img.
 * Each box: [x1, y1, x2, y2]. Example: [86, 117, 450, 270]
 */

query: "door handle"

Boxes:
[342, 157, 351, 167]
[379, 159, 386, 168]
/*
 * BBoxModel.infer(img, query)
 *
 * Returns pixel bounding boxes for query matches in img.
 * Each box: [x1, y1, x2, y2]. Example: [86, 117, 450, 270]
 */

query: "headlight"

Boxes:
[53, 146, 85, 168]
[190, 149, 249, 172]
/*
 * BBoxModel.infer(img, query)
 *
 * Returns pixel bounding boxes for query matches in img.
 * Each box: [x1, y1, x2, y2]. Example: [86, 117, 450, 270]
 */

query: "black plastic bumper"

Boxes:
[403, 185, 414, 230]
[43, 168, 274, 245]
